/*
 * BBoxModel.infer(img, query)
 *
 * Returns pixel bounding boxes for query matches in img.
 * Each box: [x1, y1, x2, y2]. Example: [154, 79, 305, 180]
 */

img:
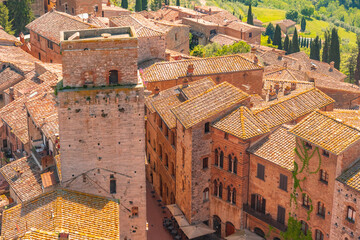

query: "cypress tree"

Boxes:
[306, 39, 309, 48]
[273, 24, 282, 46]
[284, 35, 289, 54]
[121, 0, 128, 9]
[310, 36, 320, 61]
[135, 0, 142, 11]
[0, 3, 14, 35]
[7, 0, 33, 35]
[329, 28, 341, 70]
[301, 16, 306, 32]
[247, 3, 253, 25]
[355, 35, 360, 84]
[322, 31, 330, 63]
[265, 22, 275, 40]
[278, 39, 283, 50]
[142, 0, 148, 10]
[267, 36, 271, 44]
[288, 40, 292, 54]
[176, 0, 180, 6]
[319, 38, 322, 50]
[291, 28, 300, 53]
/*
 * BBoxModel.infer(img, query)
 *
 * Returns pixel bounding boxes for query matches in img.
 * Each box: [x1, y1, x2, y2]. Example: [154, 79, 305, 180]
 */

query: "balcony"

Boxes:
[243, 204, 287, 232]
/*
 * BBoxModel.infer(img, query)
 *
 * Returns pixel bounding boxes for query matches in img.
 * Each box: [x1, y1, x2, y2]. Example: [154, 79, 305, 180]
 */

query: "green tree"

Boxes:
[301, 5, 315, 17]
[7, 0, 33, 35]
[150, 0, 161, 11]
[322, 30, 330, 63]
[0, 3, 14, 35]
[291, 28, 300, 53]
[310, 36, 320, 61]
[142, 0, 148, 10]
[265, 22, 275, 40]
[176, 0, 180, 6]
[284, 35, 290, 53]
[301, 16, 306, 32]
[135, 0, 142, 11]
[247, 3, 253, 25]
[190, 45, 205, 57]
[354, 35, 360, 84]
[285, 10, 298, 22]
[329, 28, 341, 70]
[306, 39, 309, 48]
[346, 49, 357, 83]
[288, 40, 292, 54]
[267, 36, 272, 44]
[121, 0, 128, 9]
[273, 24, 282, 46]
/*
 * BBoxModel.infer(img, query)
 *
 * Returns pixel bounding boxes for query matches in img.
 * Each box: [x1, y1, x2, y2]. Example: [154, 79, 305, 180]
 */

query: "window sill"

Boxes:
[316, 213, 325, 219]
[302, 205, 310, 210]
[278, 187, 288, 192]
[319, 179, 328, 185]
[346, 218, 355, 223]
[256, 176, 265, 181]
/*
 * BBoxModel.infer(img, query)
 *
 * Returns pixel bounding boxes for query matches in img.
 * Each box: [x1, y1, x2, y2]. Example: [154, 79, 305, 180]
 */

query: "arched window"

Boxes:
[347, 206, 356, 222]
[317, 201, 325, 218]
[302, 194, 310, 209]
[158, 144, 163, 160]
[220, 151, 224, 168]
[214, 180, 218, 196]
[232, 188, 236, 204]
[219, 182, 223, 198]
[203, 188, 209, 202]
[214, 149, 219, 166]
[233, 157, 238, 174]
[109, 70, 119, 85]
[227, 186, 231, 202]
[228, 155, 232, 172]
[165, 154, 169, 168]
[315, 229, 324, 240]
[300, 221, 309, 235]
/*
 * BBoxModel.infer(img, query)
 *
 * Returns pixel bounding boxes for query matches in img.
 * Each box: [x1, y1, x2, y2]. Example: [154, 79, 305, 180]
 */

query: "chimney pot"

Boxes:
[251, 47, 256, 54]
[187, 64, 194, 75]
[330, 61, 335, 71]
[291, 82, 296, 90]
[253, 56, 259, 64]
[107, 0, 111, 6]
[154, 86, 160, 95]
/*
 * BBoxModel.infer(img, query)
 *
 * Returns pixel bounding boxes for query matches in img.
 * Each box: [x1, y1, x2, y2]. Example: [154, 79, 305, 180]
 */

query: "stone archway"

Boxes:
[254, 227, 265, 238]
[225, 222, 235, 237]
[213, 215, 222, 237]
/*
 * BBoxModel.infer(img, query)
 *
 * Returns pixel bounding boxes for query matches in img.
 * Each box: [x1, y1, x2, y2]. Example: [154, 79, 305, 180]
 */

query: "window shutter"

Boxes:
[261, 198, 266, 214]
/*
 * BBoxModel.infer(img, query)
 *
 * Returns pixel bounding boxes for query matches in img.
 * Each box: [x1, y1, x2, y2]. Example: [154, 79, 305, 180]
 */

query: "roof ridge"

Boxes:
[240, 106, 246, 138]
[53, 10, 95, 27]
[318, 110, 360, 132]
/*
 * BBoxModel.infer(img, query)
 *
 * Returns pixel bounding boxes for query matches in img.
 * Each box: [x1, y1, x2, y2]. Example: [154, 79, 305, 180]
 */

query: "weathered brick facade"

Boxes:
[58, 27, 146, 240]
[56, 0, 102, 15]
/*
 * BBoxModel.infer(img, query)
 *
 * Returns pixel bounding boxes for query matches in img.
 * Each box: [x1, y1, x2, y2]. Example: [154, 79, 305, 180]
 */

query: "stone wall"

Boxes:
[138, 36, 166, 64]
[164, 25, 190, 55]
[29, 31, 62, 64]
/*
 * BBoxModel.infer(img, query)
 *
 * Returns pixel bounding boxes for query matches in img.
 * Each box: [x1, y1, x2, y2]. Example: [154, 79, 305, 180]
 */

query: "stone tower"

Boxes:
[57, 27, 146, 240]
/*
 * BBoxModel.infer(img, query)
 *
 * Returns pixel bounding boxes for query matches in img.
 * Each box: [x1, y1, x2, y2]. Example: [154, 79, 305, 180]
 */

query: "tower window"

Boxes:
[109, 70, 119, 85]
[131, 206, 139, 217]
[110, 174, 116, 194]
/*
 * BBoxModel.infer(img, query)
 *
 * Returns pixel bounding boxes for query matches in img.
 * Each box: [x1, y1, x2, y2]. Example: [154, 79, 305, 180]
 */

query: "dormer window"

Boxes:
[109, 70, 119, 85]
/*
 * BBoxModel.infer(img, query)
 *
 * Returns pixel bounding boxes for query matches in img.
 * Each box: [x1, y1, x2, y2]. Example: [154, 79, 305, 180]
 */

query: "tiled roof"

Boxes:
[1, 189, 120, 239]
[212, 106, 269, 140]
[172, 82, 249, 129]
[142, 54, 262, 83]
[181, 77, 216, 99]
[202, 11, 239, 26]
[0, 157, 42, 202]
[110, 14, 164, 37]
[3, 71, 37, 99]
[226, 21, 261, 32]
[0, 28, 21, 45]
[145, 84, 183, 113]
[264, 66, 301, 81]
[254, 88, 334, 129]
[101, 3, 131, 13]
[248, 125, 295, 170]
[0, 67, 24, 91]
[322, 109, 360, 130]
[40, 171, 56, 188]
[183, 17, 218, 26]
[0, 46, 39, 73]
[337, 159, 360, 191]
[26, 10, 94, 44]
[153, 94, 183, 129]
[289, 110, 360, 155]
[276, 19, 296, 28]
[210, 34, 241, 46]
[263, 79, 314, 92]
[165, 49, 198, 61]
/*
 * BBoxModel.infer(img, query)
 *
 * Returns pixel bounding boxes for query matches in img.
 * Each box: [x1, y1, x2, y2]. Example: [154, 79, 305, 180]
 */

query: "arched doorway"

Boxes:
[254, 227, 265, 238]
[225, 222, 235, 237]
[213, 215, 222, 237]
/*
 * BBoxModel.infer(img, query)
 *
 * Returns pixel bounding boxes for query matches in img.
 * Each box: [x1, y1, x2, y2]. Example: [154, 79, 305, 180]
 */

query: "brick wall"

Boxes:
[317, 86, 360, 109]
[138, 36, 166, 64]
[56, 0, 102, 15]
[29, 31, 62, 63]
[164, 25, 190, 54]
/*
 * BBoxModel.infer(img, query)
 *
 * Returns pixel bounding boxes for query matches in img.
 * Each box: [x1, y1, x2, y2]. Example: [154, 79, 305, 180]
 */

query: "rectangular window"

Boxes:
[256, 163, 265, 180]
[322, 150, 329, 157]
[204, 122, 210, 133]
[302, 194, 310, 209]
[38, 53, 41, 60]
[110, 175, 116, 194]
[320, 169, 328, 184]
[203, 157, 208, 169]
[47, 40, 53, 50]
[317, 202, 325, 218]
[224, 132, 229, 140]
[249, 32, 252, 38]
[251, 194, 266, 214]
[277, 206, 285, 224]
[279, 174, 288, 191]
[347, 206, 356, 222]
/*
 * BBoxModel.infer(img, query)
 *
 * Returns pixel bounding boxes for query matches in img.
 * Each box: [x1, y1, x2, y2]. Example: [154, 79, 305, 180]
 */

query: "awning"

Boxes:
[167, 204, 215, 239]
[225, 229, 264, 240]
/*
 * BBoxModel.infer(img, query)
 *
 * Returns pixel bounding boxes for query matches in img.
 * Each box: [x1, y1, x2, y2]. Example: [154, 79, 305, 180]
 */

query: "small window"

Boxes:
[38, 53, 41, 60]
[232, 188, 236, 204]
[301, 221, 309, 235]
[279, 174, 288, 191]
[224, 132, 229, 140]
[175, 33, 178, 41]
[182, 147, 185, 167]
[322, 150, 329, 157]
[72, 8, 74, 14]
[204, 122, 210, 133]
[47, 40, 53, 50]
[94, 5, 99, 12]
[320, 169, 328, 184]
[249, 32, 252, 38]
[317, 202, 325, 218]
[219, 182, 223, 198]
[347, 206, 356, 222]
[203, 188, 209, 202]
[256, 163, 265, 180]
[277, 206, 285, 224]
[302, 194, 310, 209]
[227, 186, 231, 202]
[315, 229, 324, 240]
[203, 157, 208, 169]
[109, 70, 119, 85]
[305, 142, 312, 149]
[110, 175, 116, 194]
[131, 206, 139, 217]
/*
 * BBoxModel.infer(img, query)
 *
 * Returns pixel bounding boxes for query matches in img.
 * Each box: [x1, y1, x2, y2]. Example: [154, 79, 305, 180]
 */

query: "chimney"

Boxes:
[278, 52, 284, 60]
[107, 0, 111, 6]
[209, 8, 212, 15]
[329, 61, 334, 72]
[284, 86, 291, 95]
[251, 46, 256, 54]
[182, 78, 189, 88]
[59, 233, 69, 240]
[268, 89, 277, 101]
[253, 56, 259, 64]
[154, 86, 160, 95]
[187, 64, 194, 75]
[19, 32, 25, 44]
[9, 87, 14, 102]
[165, 52, 171, 61]
[291, 82, 296, 90]
[274, 82, 280, 94]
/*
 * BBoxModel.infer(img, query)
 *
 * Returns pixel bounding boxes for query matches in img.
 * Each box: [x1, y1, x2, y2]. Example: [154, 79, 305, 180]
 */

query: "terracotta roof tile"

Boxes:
[181, 77, 216, 99]
[26, 11, 95, 44]
[201, 10, 238, 26]
[40, 171, 56, 188]
[276, 19, 296, 28]
[0, 157, 42, 202]
[1, 189, 120, 239]
[0, 46, 40, 73]
[289, 110, 360, 155]
[172, 82, 249, 129]
[337, 159, 360, 191]
[213, 106, 269, 140]
[209, 34, 241, 46]
[142, 54, 262, 83]
[263, 79, 314, 92]
[153, 94, 183, 129]
[226, 21, 261, 32]
[0, 67, 24, 91]
[0, 28, 21, 45]
[254, 88, 334, 129]
[248, 125, 295, 170]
